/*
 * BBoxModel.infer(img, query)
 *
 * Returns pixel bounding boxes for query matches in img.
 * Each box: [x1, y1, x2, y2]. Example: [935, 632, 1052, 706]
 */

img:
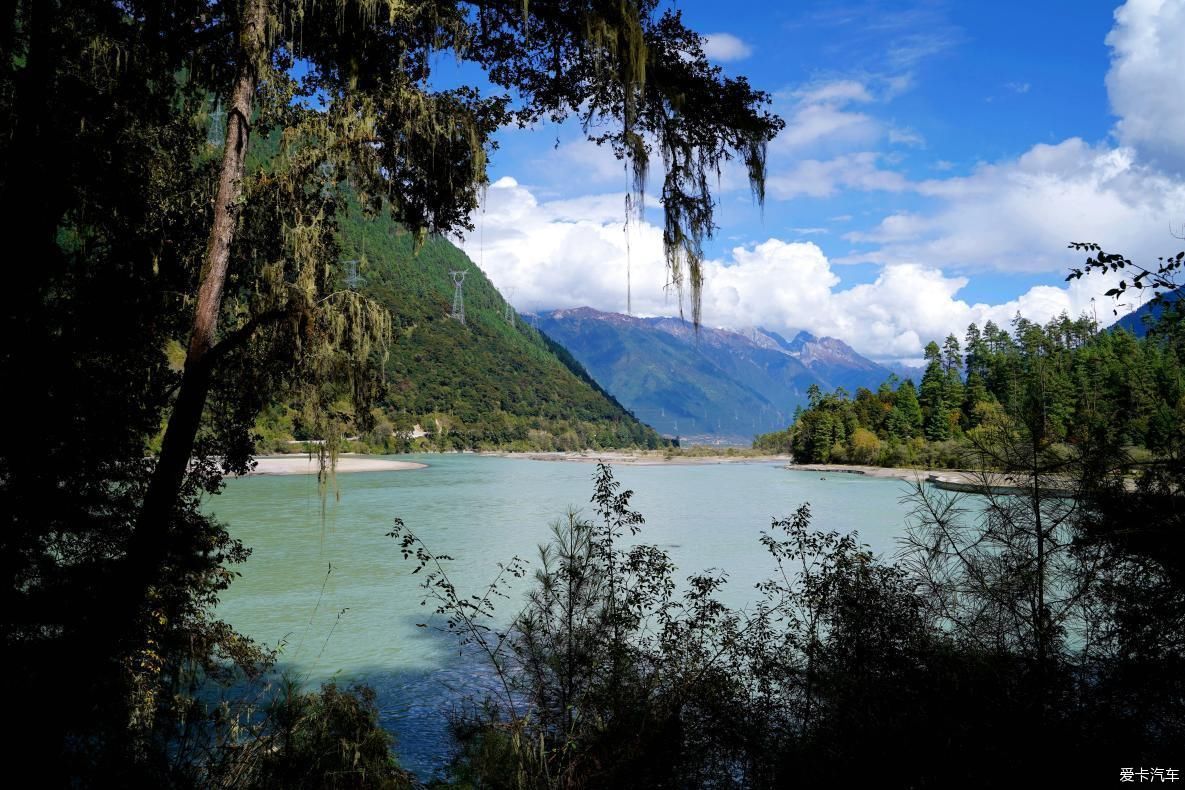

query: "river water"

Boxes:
[212, 455, 918, 778]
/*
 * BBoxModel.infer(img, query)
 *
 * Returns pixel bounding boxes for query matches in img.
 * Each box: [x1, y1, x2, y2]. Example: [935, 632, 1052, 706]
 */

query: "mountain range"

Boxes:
[532, 308, 894, 444]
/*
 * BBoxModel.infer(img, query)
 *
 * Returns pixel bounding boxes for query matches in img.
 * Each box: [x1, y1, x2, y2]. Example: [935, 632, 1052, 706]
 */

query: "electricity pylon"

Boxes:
[343, 259, 361, 290]
[503, 287, 515, 325]
[450, 270, 467, 324]
[207, 100, 226, 148]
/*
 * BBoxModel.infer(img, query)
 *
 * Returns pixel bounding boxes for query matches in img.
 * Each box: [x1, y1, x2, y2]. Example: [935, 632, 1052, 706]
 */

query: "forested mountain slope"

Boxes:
[258, 206, 663, 451]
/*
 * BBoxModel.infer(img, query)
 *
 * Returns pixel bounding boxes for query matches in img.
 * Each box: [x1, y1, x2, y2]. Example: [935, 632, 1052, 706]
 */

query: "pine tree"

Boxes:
[920, 343, 951, 441]
[942, 334, 965, 434]
[888, 379, 924, 440]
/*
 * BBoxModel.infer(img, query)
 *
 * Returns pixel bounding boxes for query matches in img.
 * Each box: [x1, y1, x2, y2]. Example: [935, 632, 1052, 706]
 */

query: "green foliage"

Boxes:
[751, 427, 792, 454]
[846, 426, 881, 464]
[1067, 240, 1184, 317]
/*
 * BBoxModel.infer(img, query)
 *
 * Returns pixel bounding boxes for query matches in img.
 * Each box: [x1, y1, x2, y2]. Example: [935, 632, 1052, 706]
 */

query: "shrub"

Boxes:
[848, 427, 881, 464]
[238, 682, 412, 790]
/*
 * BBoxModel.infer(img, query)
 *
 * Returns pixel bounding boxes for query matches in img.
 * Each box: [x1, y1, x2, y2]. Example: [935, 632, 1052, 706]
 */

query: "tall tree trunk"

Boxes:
[128, 0, 267, 601]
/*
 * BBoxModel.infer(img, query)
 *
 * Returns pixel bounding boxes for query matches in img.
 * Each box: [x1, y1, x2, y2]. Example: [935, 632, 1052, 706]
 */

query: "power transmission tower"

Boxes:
[343, 259, 361, 290]
[503, 287, 515, 325]
[319, 161, 335, 198]
[450, 270, 467, 324]
[207, 99, 226, 148]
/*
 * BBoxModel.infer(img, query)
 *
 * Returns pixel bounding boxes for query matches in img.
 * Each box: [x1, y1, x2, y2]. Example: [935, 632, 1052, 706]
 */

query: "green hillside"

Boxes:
[258, 203, 663, 452]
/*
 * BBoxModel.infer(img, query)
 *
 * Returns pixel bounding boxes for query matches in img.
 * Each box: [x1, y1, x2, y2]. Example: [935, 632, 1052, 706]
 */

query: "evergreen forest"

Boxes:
[755, 312, 1185, 469]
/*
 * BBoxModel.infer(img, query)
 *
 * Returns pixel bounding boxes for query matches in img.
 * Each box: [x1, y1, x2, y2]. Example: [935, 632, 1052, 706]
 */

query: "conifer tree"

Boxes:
[920, 341, 951, 441]
[888, 379, 923, 440]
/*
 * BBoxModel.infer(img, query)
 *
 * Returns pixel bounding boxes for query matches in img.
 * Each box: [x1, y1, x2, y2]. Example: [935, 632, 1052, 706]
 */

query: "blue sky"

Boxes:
[453, 0, 1185, 362]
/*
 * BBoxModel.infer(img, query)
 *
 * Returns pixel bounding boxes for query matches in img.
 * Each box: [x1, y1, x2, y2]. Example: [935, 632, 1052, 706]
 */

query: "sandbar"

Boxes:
[244, 455, 427, 476]
[481, 450, 792, 466]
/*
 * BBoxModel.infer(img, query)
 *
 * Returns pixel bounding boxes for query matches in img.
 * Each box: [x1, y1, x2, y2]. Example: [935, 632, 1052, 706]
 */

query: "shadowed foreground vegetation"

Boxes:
[395, 461, 1183, 788]
[1, 0, 776, 783]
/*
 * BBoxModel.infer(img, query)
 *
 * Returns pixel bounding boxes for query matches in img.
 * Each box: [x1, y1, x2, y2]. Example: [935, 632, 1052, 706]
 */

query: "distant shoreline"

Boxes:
[243, 455, 427, 476]
[479, 450, 793, 466]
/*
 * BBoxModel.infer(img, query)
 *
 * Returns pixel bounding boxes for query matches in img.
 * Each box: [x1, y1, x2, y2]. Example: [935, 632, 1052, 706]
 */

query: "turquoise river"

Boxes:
[212, 455, 920, 779]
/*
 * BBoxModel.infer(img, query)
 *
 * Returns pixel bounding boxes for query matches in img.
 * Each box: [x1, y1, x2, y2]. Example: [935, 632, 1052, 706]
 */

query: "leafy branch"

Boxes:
[387, 517, 528, 718]
[1067, 240, 1185, 316]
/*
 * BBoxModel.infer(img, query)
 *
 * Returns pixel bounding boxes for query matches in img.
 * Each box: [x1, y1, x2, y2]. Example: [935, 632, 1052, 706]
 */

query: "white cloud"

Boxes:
[1106, 0, 1185, 173]
[881, 73, 915, 100]
[759, 78, 921, 195]
[793, 80, 874, 104]
[772, 80, 881, 153]
[769, 152, 910, 199]
[888, 126, 925, 146]
[805, 2, 1185, 280]
[703, 32, 753, 62]
[849, 138, 1185, 273]
[701, 243, 1114, 361]
[538, 139, 630, 187]
[459, 2, 1185, 362]
[886, 31, 959, 69]
[464, 177, 676, 319]
[461, 179, 1125, 363]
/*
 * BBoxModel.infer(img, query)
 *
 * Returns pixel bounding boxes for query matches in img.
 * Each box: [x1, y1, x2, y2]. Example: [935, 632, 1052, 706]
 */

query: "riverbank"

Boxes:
[244, 454, 427, 475]
[787, 463, 1079, 496]
[786, 463, 938, 483]
[482, 450, 793, 466]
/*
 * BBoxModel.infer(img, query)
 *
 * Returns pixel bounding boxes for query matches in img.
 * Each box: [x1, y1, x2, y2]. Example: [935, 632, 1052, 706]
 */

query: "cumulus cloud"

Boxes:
[849, 138, 1185, 272]
[461, 179, 1123, 363]
[1107, 0, 1185, 173]
[706, 244, 1117, 361]
[463, 177, 674, 318]
[703, 32, 753, 62]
